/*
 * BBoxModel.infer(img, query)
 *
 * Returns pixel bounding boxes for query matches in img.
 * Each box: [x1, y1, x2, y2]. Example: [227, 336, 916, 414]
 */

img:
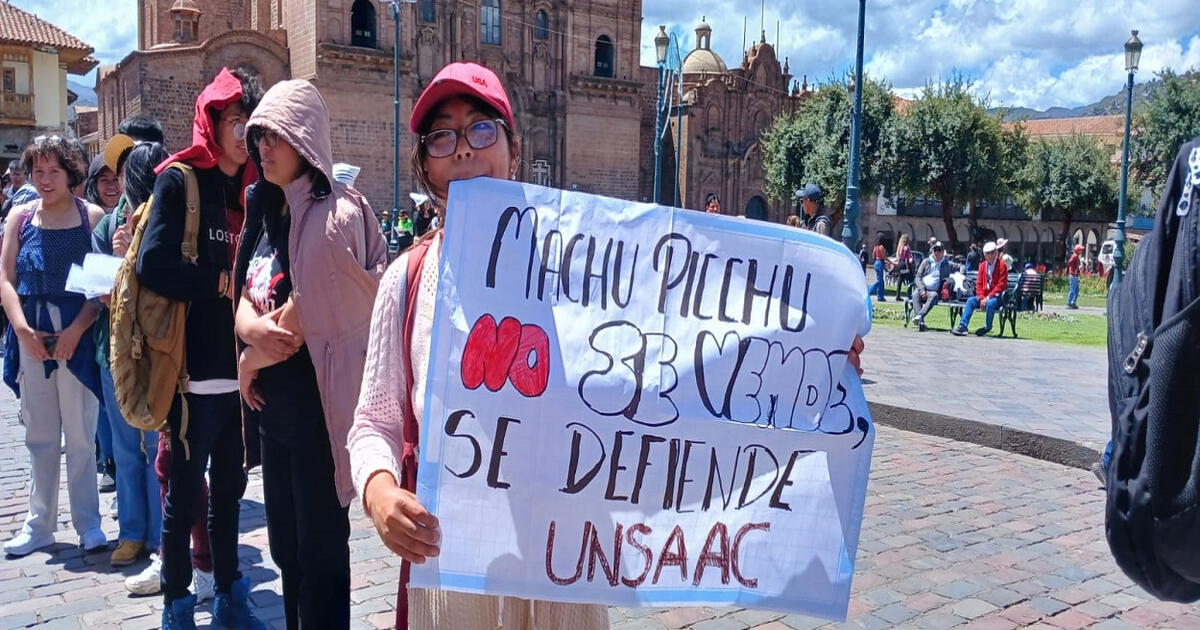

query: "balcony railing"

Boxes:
[0, 93, 34, 123]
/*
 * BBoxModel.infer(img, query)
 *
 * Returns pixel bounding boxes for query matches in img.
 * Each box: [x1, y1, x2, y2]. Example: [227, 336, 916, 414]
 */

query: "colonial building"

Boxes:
[97, 0, 289, 162]
[863, 113, 1125, 263]
[97, 1, 799, 218]
[663, 20, 801, 222]
[0, 2, 96, 161]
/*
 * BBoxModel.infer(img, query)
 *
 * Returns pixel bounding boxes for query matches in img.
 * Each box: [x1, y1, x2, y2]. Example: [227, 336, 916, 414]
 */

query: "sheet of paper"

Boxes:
[65, 254, 124, 299]
[410, 178, 875, 621]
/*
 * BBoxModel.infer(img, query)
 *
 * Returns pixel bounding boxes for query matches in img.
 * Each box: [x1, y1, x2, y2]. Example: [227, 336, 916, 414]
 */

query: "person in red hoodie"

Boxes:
[953, 240, 1008, 336]
[134, 67, 267, 630]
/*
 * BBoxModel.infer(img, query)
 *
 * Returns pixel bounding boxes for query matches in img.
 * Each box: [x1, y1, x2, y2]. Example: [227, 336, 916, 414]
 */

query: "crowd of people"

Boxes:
[0, 59, 866, 630]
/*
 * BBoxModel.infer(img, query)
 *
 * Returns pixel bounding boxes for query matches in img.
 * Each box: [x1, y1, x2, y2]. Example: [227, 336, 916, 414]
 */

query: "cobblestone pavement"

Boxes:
[3, 388, 1194, 629]
[859, 325, 1110, 450]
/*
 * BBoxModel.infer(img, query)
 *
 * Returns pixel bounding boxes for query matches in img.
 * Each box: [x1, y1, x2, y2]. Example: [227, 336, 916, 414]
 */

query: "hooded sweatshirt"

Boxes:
[136, 68, 256, 389]
[239, 80, 388, 506]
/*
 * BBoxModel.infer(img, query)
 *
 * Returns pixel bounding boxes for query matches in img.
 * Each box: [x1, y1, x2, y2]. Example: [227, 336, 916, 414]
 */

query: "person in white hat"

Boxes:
[953, 241, 1008, 336]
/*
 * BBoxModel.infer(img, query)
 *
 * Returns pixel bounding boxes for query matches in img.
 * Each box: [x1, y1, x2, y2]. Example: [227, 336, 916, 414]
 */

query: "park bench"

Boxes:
[903, 272, 1044, 338]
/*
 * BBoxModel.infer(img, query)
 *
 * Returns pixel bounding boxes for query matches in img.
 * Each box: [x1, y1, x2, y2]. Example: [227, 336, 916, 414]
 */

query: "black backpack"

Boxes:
[1105, 136, 1200, 603]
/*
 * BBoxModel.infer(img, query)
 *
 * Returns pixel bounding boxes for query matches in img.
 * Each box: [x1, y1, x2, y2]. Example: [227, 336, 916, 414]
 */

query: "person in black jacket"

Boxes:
[135, 68, 268, 630]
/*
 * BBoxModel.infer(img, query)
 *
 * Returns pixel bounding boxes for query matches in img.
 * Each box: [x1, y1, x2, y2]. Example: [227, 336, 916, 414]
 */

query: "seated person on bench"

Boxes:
[1017, 262, 1039, 311]
[912, 241, 951, 331]
[953, 241, 1008, 337]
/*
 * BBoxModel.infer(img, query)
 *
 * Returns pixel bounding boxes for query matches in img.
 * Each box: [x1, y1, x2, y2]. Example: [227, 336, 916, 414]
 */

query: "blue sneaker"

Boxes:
[161, 594, 198, 630]
[211, 577, 266, 630]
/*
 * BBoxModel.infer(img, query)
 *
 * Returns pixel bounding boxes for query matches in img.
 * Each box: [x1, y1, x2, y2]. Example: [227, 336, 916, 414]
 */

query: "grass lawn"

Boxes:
[870, 301, 1108, 348]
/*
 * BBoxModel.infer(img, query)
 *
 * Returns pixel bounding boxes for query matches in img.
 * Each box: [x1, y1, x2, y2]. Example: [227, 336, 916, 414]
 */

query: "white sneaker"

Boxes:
[80, 528, 108, 552]
[125, 553, 162, 595]
[192, 568, 215, 603]
[3, 531, 55, 557]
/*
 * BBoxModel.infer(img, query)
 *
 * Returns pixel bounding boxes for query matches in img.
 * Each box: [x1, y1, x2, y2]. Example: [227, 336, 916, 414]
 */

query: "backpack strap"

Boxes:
[396, 237, 433, 630]
[165, 163, 201, 264]
[399, 237, 434, 492]
[159, 163, 200, 451]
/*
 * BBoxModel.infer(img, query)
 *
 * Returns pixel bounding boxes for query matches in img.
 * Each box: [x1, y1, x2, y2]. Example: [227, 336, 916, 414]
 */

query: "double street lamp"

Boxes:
[842, 0, 866, 252]
[653, 26, 670, 205]
[1114, 29, 1142, 286]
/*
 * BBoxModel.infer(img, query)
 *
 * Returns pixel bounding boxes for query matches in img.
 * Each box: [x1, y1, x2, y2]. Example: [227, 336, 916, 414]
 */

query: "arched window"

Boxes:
[534, 9, 549, 40]
[481, 0, 501, 45]
[173, 13, 198, 43]
[745, 196, 768, 221]
[594, 35, 614, 77]
[351, 0, 377, 48]
[420, 0, 436, 22]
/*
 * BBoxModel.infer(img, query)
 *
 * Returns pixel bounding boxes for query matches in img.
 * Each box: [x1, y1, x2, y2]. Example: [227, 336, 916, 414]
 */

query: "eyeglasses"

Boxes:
[249, 127, 281, 149]
[221, 115, 248, 141]
[421, 119, 507, 158]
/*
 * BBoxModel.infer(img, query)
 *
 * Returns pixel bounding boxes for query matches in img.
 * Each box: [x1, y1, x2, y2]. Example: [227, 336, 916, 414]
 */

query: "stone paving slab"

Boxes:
[859, 324, 1110, 452]
[2, 387, 1195, 629]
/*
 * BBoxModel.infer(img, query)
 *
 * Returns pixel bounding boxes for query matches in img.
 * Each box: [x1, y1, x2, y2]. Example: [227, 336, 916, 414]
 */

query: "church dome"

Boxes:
[683, 49, 727, 74]
[683, 16, 726, 75]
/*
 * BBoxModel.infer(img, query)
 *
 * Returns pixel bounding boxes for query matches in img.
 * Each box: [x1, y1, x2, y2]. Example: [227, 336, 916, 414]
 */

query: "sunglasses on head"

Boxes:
[32, 134, 66, 146]
[421, 119, 508, 159]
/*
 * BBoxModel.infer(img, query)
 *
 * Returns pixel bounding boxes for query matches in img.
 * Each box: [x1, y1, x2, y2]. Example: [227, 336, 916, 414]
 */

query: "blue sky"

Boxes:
[20, 0, 1200, 111]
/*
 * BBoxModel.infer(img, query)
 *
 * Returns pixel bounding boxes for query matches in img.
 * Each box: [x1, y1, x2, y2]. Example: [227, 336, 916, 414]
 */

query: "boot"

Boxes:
[211, 577, 266, 630]
[161, 594, 198, 630]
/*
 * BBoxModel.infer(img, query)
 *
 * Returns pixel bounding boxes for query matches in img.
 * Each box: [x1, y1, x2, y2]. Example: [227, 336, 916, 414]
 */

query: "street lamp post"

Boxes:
[842, 0, 866, 251]
[653, 26, 669, 205]
[1114, 29, 1142, 286]
[389, 0, 416, 253]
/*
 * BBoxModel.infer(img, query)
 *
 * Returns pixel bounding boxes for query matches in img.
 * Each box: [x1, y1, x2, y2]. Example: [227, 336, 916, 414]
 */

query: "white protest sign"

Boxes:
[411, 178, 875, 620]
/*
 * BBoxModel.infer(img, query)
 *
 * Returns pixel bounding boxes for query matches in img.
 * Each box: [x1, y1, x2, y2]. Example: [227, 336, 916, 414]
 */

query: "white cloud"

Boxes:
[642, 0, 1200, 110]
[10, 0, 138, 86]
[23, 0, 1200, 110]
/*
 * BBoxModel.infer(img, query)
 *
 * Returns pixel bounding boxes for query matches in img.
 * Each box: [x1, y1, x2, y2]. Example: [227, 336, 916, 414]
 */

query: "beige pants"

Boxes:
[17, 302, 101, 539]
[409, 590, 608, 630]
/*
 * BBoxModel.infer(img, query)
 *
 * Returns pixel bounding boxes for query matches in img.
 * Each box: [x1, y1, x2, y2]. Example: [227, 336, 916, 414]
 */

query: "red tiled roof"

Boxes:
[1010, 114, 1124, 140]
[0, 2, 93, 52]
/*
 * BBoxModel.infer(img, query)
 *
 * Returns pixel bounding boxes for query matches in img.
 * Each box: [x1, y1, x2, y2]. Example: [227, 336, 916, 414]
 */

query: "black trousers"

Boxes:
[258, 355, 350, 630]
[162, 391, 246, 602]
[261, 432, 350, 629]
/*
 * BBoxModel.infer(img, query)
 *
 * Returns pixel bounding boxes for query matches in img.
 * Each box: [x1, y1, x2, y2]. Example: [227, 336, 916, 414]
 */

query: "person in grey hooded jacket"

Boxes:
[235, 78, 388, 630]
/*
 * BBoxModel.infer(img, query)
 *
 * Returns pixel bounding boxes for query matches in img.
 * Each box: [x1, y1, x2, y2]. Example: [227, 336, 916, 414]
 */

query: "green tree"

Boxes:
[1014, 132, 1117, 261]
[761, 76, 897, 228]
[893, 77, 1010, 253]
[1132, 69, 1200, 205]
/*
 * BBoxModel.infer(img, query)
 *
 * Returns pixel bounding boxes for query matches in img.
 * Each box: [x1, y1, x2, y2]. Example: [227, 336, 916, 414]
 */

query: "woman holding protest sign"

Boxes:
[347, 62, 609, 630]
[233, 78, 389, 630]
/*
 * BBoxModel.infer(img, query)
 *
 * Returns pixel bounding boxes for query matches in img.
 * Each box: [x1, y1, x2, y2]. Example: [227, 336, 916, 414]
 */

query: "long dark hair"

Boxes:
[123, 142, 170, 209]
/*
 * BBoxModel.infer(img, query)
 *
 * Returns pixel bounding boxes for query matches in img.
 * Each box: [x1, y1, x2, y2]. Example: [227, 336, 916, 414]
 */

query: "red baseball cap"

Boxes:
[409, 62, 514, 134]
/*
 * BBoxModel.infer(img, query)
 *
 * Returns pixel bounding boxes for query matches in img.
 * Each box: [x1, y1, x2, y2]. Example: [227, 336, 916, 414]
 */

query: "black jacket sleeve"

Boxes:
[135, 168, 223, 301]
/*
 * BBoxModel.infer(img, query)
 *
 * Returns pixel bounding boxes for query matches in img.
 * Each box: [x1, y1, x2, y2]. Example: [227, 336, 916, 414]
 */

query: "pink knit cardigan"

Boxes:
[346, 235, 608, 630]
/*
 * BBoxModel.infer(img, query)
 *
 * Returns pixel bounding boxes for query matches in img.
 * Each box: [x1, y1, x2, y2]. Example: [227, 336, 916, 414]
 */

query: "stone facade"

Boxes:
[860, 113, 1124, 263]
[99, 1, 798, 218]
[668, 23, 800, 222]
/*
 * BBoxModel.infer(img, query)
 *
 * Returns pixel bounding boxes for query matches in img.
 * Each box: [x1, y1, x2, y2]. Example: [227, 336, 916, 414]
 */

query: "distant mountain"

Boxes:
[68, 80, 97, 107]
[990, 80, 1159, 122]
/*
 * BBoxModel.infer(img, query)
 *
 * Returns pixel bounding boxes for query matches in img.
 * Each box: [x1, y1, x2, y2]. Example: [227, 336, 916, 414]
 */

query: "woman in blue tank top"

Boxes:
[0, 135, 107, 557]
